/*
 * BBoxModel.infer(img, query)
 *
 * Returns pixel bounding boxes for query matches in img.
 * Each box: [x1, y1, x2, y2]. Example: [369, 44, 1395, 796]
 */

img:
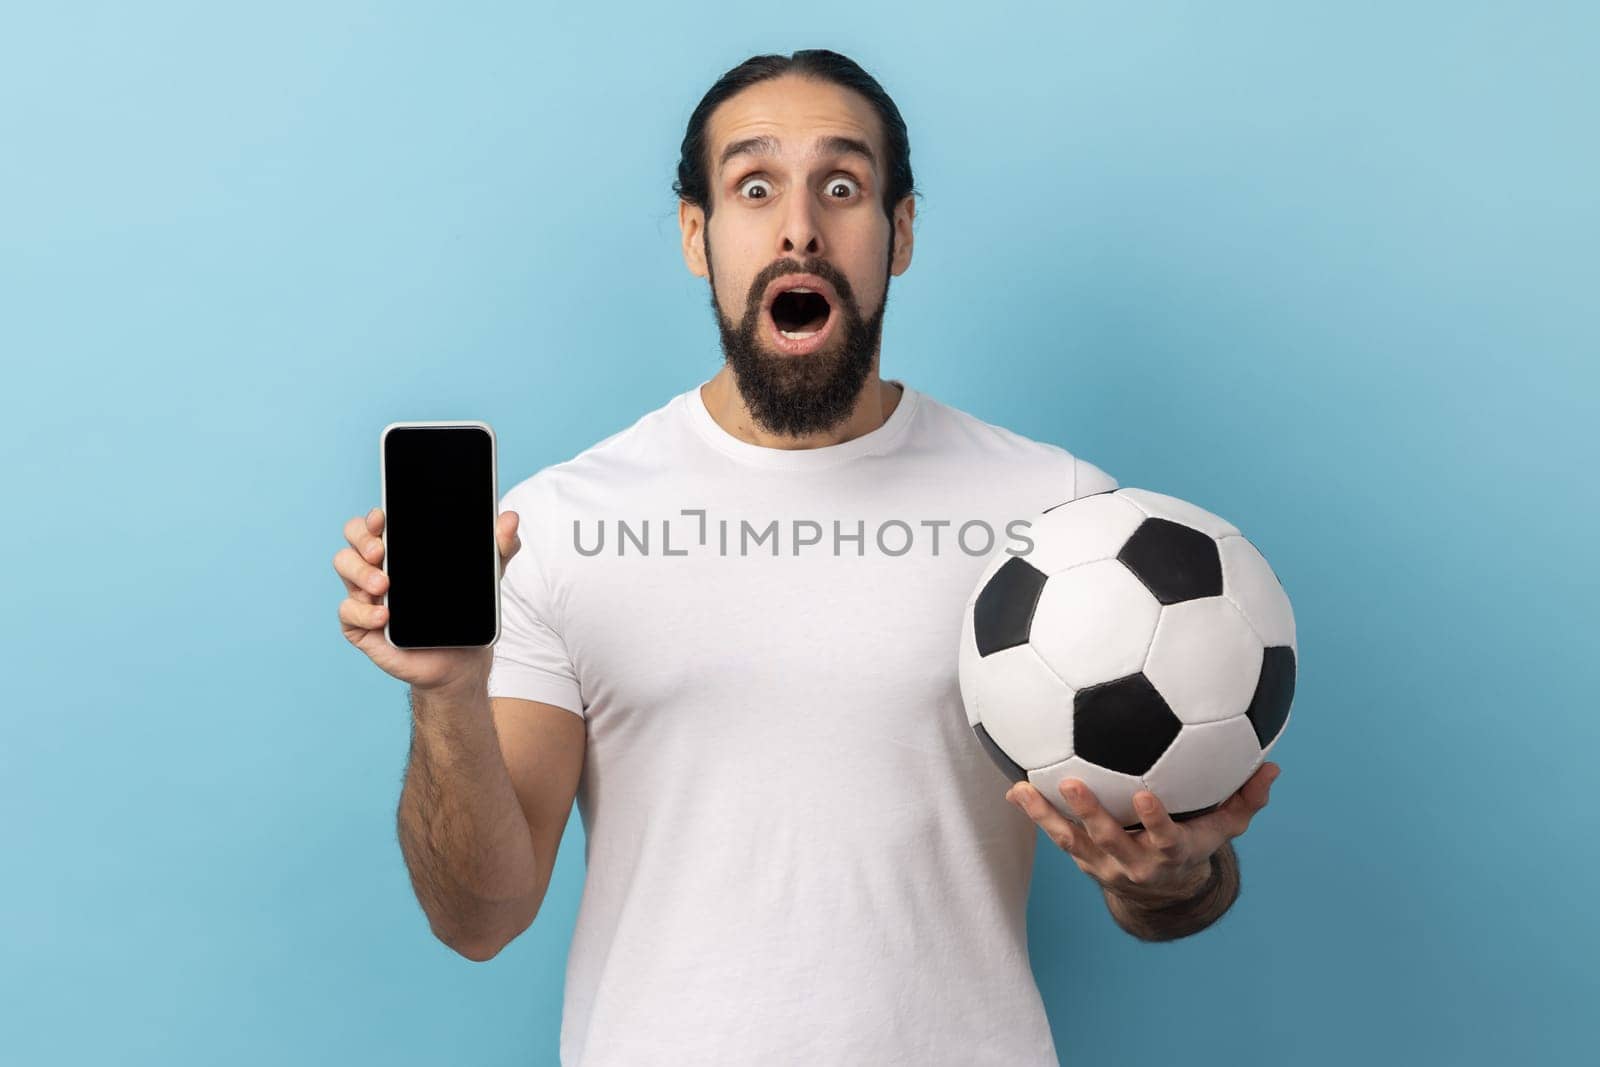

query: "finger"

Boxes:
[1131, 790, 1191, 863]
[1009, 783, 1107, 865]
[1058, 778, 1145, 872]
[1251, 762, 1280, 805]
[367, 507, 384, 535]
[345, 514, 386, 566]
[332, 545, 386, 603]
[498, 510, 521, 565]
[1216, 763, 1279, 838]
[340, 594, 388, 632]
[344, 514, 368, 551]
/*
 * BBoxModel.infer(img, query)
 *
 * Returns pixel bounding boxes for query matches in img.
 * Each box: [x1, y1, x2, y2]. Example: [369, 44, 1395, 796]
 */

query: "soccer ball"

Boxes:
[957, 487, 1297, 830]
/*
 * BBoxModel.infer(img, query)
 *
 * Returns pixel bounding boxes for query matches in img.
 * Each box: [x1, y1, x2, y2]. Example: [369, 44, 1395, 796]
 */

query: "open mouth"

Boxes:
[770, 287, 832, 339]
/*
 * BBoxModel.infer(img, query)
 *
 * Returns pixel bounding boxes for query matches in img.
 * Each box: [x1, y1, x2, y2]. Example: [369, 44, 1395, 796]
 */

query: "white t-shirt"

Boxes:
[488, 378, 1118, 1066]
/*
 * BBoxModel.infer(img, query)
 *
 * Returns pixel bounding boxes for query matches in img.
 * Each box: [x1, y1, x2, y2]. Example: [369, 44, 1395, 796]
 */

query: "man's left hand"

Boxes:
[1006, 762, 1279, 904]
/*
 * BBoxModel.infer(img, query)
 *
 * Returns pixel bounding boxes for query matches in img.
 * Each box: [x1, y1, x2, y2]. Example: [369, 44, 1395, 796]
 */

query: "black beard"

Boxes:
[706, 243, 890, 438]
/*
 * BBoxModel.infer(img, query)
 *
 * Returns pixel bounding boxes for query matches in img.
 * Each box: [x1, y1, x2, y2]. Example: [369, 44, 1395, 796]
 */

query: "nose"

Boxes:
[778, 193, 823, 257]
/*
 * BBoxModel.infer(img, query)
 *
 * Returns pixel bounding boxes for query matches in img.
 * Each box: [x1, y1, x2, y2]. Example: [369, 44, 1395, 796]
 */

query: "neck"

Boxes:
[700, 366, 903, 451]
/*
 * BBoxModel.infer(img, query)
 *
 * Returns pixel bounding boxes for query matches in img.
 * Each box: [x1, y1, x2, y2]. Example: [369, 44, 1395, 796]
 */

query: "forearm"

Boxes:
[1102, 840, 1240, 943]
[397, 675, 541, 959]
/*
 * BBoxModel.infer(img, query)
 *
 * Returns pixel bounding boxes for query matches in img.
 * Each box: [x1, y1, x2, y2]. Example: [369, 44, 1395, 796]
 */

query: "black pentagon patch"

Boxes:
[972, 722, 1028, 784]
[1072, 673, 1182, 776]
[973, 556, 1048, 656]
[1246, 645, 1297, 747]
[1117, 517, 1223, 605]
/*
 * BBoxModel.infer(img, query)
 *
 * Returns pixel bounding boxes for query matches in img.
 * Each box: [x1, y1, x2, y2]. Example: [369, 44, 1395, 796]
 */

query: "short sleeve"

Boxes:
[487, 485, 585, 719]
[1073, 455, 1119, 497]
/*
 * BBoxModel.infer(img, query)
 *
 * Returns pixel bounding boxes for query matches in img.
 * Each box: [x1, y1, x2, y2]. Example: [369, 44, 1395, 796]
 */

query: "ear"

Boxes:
[890, 194, 915, 277]
[680, 200, 708, 278]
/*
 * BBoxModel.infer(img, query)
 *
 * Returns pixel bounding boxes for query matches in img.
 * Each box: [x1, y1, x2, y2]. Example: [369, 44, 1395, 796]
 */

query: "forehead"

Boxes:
[707, 75, 883, 171]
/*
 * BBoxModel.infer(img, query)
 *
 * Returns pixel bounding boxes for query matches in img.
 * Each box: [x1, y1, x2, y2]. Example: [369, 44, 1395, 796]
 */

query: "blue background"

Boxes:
[3, 2, 1594, 1063]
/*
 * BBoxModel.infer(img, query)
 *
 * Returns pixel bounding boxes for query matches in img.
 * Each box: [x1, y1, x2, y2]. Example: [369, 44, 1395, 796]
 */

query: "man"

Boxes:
[335, 49, 1277, 1065]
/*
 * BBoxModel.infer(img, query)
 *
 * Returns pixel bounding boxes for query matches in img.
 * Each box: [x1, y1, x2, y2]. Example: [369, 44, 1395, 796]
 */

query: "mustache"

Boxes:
[743, 257, 857, 314]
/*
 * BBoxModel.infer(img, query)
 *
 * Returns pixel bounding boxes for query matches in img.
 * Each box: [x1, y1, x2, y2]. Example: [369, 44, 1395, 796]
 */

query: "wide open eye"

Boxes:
[825, 176, 860, 199]
[739, 177, 774, 200]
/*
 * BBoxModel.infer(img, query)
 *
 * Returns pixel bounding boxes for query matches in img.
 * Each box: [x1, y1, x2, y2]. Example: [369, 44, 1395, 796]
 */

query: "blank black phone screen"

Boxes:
[382, 425, 497, 648]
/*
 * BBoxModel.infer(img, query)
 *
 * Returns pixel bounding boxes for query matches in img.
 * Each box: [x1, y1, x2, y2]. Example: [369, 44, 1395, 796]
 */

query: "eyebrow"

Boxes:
[717, 134, 877, 175]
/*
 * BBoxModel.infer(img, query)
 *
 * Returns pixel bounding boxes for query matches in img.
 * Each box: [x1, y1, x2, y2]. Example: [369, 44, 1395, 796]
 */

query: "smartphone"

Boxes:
[378, 420, 500, 649]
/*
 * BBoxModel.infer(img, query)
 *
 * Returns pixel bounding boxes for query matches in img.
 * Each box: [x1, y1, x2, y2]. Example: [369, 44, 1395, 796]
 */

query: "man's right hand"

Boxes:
[334, 506, 522, 693]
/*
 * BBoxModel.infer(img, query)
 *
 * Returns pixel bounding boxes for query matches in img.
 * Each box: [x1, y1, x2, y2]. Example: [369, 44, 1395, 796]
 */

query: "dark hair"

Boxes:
[673, 49, 918, 224]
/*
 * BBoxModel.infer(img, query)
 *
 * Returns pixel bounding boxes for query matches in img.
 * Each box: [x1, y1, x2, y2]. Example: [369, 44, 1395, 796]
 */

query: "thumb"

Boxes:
[498, 510, 522, 566]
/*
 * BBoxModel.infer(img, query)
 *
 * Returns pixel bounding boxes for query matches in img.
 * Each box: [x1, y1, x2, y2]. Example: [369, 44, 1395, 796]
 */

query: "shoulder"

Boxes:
[499, 390, 689, 514]
[909, 386, 1119, 499]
